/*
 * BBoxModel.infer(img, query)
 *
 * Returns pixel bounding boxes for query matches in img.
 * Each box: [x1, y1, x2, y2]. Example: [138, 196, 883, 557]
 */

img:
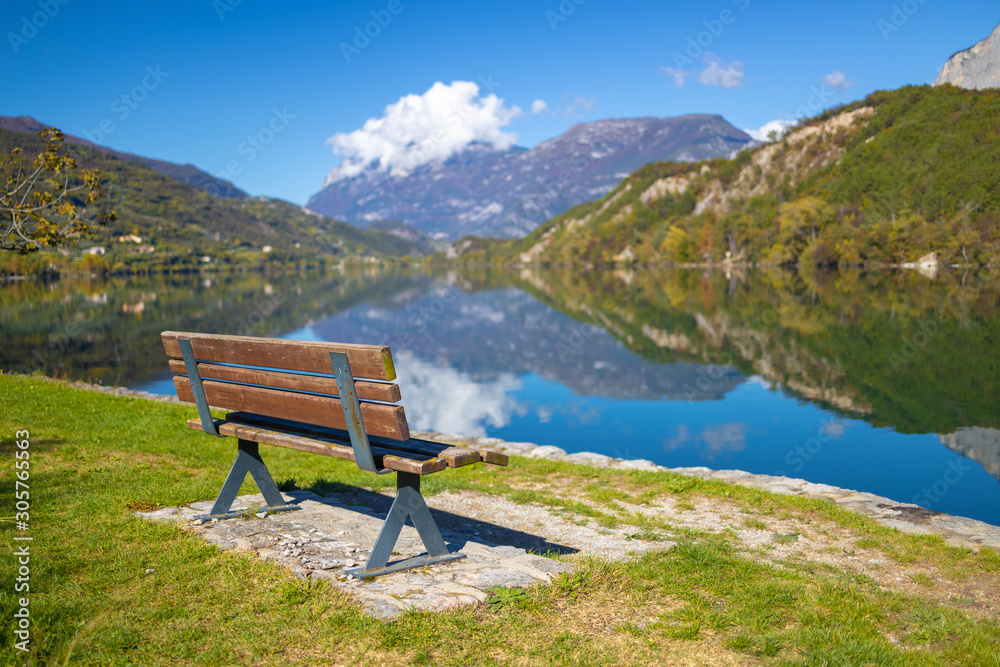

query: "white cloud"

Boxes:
[565, 96, 596, 117]
[822, 70, 854, 90]
[324, 80, 522, 184]
[531, 99, 548, 114]
[662, 66, 690, 88]
[744, 119, 795, 142]
[699, 55, 744, 89]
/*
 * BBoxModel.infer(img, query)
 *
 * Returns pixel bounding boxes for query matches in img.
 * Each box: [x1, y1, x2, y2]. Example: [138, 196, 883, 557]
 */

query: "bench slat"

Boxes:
[174, 377, 410, 441]
[167, 359, 401, 403]
[224, 412, 500, 468]
[162, 331, 396, 381]
[186, 419, 445, 475]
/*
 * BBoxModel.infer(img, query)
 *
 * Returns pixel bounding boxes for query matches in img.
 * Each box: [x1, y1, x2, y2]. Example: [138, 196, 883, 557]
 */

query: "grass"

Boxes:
[1, 374, 999, 665]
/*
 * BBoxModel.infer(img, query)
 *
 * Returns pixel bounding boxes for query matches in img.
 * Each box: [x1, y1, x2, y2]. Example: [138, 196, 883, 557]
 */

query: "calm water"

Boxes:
[3, 268, 999, 525]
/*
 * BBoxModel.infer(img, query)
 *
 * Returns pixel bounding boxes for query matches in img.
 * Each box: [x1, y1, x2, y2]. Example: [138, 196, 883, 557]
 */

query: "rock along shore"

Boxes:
[417, 431, 1000, 551]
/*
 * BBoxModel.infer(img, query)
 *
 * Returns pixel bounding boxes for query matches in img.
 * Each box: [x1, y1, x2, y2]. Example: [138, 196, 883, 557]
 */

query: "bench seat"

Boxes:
[187, 413, 507, 475]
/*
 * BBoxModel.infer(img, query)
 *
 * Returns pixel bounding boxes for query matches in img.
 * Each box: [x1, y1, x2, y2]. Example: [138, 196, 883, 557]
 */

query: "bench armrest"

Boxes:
[180, 338, 221, 437]
[330, 352, 391, 475]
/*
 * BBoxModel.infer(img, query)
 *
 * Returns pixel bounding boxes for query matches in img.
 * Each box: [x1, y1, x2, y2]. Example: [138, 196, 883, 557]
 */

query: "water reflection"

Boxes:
[462, 266, 1000, 435]
[4, 267, 999, 443]
[0, 271, 416, 386]
[940, 428, 1000, 479]
[311, 286, 744, 402]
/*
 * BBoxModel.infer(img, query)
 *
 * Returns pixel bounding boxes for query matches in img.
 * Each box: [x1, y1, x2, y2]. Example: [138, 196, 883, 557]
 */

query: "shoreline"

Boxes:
[22, 373, 1000, 551]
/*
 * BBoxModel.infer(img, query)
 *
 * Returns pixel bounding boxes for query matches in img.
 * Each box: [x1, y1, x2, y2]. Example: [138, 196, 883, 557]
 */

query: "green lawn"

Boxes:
[1, 374, 998, 665]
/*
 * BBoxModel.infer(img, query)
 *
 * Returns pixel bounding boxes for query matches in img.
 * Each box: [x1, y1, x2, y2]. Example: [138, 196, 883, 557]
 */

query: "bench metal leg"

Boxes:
[194, 439, 301, 520]
[345, 472, 465, 578]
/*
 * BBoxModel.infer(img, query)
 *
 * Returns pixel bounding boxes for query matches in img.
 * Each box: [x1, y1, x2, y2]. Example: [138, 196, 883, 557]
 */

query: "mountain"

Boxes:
[306, 115, 751, 240]
[936, 22, 1000, 90]
[0, 125, 429, 270]
[457, 85, 1000, 269]
[0, 115, 247, 199]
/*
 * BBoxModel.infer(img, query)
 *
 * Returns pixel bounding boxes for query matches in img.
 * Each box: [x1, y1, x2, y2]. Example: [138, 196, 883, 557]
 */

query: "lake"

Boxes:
[3, 266, 999, 526]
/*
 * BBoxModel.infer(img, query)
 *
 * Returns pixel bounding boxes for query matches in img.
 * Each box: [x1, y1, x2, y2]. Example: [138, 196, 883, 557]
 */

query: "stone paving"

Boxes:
[142, 489, 587, 620]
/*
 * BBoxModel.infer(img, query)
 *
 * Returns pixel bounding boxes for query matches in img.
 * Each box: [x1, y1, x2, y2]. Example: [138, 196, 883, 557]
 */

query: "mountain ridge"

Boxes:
[307, 114, 751, 240]
[0, 115, 248, 199]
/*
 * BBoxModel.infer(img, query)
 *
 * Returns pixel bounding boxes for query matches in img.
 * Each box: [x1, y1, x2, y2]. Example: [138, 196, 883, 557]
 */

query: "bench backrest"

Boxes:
[161, 331, 410, 442]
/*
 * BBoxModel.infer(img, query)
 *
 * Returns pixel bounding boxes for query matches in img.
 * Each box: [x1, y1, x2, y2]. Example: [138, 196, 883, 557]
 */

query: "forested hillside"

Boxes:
[0, 128, 425, 275]
[458, 85, 1000, 269]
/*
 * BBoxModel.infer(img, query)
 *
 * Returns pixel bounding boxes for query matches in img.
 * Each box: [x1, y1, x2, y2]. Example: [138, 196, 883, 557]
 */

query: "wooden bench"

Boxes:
[161, 331, 508, 578]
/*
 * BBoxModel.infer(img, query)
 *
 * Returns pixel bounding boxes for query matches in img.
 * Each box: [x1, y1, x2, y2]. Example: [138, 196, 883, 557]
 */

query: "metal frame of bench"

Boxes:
[179, 338, 303, 519]
[168, 332, 495, 578]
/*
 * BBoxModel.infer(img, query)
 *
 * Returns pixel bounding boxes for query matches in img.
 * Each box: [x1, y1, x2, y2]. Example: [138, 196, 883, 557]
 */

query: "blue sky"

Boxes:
[2, 0, 996, 205]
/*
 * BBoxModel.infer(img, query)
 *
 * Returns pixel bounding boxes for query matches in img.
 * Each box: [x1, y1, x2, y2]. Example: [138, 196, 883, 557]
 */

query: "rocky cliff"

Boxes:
[935, 23, 1000, 90]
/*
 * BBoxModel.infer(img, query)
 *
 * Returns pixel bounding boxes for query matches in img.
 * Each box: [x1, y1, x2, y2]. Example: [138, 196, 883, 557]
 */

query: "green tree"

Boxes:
[1, 128, 115, 253]
[661, 225, 694, 262]
[770, 196, 834, 263]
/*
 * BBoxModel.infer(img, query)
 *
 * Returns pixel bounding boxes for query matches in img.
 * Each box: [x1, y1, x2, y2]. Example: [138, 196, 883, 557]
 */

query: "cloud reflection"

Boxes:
[394, 351, 522, 437]
[664, 422, 747, 461]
